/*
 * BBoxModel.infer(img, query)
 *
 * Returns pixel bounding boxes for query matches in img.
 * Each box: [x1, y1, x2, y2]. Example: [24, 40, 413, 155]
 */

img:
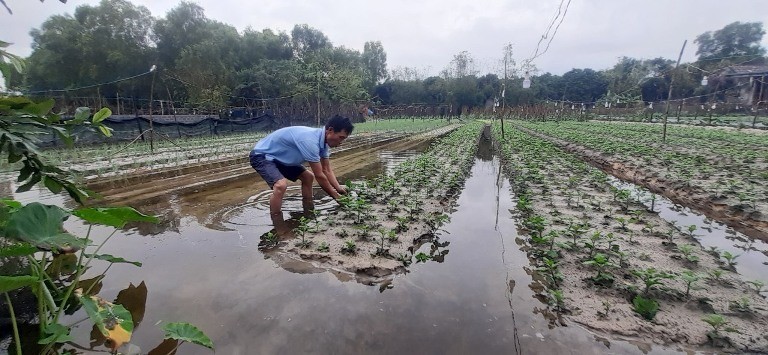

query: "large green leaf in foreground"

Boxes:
[162, 322, 214, 349]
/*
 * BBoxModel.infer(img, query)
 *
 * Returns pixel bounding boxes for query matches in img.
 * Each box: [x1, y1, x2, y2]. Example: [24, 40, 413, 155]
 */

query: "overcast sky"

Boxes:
[2, 0, 767, 77]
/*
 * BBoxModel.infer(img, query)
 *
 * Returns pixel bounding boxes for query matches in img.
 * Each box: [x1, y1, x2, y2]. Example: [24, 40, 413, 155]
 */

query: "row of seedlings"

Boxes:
[261, 122, 484, 271]
[517, 120, 768, 223]
[492, 123, 768, 351]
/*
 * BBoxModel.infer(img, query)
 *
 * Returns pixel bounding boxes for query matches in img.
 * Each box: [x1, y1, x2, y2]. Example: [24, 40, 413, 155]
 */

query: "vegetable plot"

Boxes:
[493, 122, 768, 352]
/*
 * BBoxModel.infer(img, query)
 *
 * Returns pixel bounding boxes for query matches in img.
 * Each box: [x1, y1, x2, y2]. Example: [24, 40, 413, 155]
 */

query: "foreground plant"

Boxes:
[632, 295, 659, 321]
[1, 202, 214, 353]
[0, 95, 213, 353]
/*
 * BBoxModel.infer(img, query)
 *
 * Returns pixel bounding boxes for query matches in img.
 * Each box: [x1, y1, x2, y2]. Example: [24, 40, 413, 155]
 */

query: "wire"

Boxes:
[15, 69, 155, 95]
[523, 0, 573, 69]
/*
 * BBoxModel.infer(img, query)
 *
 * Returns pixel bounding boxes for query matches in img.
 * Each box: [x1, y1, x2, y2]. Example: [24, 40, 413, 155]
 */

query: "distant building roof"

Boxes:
[719, 65, 768, 78]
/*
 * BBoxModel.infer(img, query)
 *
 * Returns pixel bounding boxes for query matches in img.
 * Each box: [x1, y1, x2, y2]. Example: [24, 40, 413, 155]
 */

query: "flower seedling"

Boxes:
[676, 244, 700, 264]
[632, 295, 659, 321]
[316, 241, 330, 252]
[260, 231, 279, 248]
[583, 253, 617, 286]
[720, 251, 740, 268]
[415, 252, 431, 263]
[597, 300, 613, 319]
[397, 253, 412, 266]
[549, 289, 566, 312]
[746, 280, 765, 294]
[340, 240, 357, 255]
[538, 257, 563, 287]
[680, 270, 702, 298]
[632, 268, 675, 296]
[729, 297, 752, 313]
[293, 217, 312, 249]
[702, 314, 737, 340]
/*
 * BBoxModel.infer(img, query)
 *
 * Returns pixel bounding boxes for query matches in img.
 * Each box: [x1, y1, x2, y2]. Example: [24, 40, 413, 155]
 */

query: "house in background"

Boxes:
[718, 65, 768, 107]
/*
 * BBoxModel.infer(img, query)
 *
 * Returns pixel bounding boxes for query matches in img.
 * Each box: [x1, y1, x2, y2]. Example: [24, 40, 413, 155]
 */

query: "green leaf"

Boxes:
[0, 275, 38, 293]
[98, 124, 113, 137]
[0, 198, 22, 210]
[0, 243, 37, 257]
[21, 99, 55, 117]
[162, 322, 214, 349]
[42, 175, 64, 194]
[87, 253, 142, 267]
[15, 172, 41, 192]
[79, 294, 134, 350]
[5, 202, 85, 250]
[92, 107, 112, 123]
[73, 107, 90, 124]
[38, 323, 74, 345]
[73, 206, 159, 228]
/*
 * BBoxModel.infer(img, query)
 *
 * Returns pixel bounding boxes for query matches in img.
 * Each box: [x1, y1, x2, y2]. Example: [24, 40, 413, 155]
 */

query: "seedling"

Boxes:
[538, 257, 563, 287]
[260, 231, 279, 248]
[340, 240, 357, 255]
[729, 297, 751, 313]
[415, 252, 431, 263]
[597, 300, 613, 319]
[397, 253, 412, 266]
[720, 250, 740, 268]
[335, 229, 350, 238]
[523, 215, 546, 239]
[702, 314, 737, 339]
[632, 268, 675, 296]
[632, 295, 659, 321]
[746, 280, 765, 294]
[685, 225, 697, 239]
[583, 253, 617, 286]
[316, 241, 330, 252]
[680, 270, 702, 298]
[549, 289, 566, 312]
[708, 269, 724, 283]
[615, 216, 629, 231]
[293, 217, 312, 248]
[676, 244, 700, 264]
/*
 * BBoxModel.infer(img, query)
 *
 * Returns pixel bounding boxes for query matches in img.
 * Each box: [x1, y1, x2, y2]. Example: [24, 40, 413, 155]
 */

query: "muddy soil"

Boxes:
[494, 125, 768, 353]
[519, 126, 768, 241]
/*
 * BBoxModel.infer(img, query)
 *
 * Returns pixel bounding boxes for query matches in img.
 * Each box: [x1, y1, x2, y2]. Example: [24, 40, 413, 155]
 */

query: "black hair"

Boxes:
[325, 114, 354, 134]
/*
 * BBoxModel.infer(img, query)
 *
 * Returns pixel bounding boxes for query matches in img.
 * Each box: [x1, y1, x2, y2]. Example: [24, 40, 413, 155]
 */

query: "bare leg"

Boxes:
[270, 211, 291, 237]
[270, 178, 288, 216]
[298, 170, 315, 212]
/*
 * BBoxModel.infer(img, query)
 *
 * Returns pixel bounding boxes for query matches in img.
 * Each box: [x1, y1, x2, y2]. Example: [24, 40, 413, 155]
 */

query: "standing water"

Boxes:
[6, 142, 691, 354]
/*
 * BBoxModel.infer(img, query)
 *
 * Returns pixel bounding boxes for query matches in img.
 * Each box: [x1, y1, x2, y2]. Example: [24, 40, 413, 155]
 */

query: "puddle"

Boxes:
[610, 177, 768, 289]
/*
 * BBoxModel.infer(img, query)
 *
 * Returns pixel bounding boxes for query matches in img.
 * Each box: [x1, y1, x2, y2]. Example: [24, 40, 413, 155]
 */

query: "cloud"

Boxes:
[1, 0, 767, 77]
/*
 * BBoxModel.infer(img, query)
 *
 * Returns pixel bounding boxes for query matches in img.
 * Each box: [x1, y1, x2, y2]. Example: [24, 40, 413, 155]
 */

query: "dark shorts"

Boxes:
[249, 153, 306, 189]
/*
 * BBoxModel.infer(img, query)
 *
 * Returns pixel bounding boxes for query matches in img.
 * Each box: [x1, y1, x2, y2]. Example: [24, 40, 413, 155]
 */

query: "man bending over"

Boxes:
[249, 115, 353, 216]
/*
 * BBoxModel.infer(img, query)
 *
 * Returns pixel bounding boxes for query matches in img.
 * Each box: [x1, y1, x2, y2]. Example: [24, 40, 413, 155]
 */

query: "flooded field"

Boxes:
[4, 123, 765, 354]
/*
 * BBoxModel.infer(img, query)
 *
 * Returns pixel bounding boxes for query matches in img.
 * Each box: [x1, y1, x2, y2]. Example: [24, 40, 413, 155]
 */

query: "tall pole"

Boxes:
[316, 70, 321, 127]
[501, 52, 507, 137]
[663, 40, 686, 144]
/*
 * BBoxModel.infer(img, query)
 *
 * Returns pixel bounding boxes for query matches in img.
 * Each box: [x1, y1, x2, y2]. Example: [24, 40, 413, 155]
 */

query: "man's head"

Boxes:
[324, 115, 354, 147]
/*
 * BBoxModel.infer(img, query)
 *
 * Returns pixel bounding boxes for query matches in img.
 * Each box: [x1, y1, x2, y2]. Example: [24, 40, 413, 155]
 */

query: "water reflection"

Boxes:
[610, 177, 768, 284]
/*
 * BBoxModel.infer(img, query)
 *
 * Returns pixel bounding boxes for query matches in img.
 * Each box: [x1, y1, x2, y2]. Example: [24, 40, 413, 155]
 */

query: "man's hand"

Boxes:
[336, 184, 348, 195]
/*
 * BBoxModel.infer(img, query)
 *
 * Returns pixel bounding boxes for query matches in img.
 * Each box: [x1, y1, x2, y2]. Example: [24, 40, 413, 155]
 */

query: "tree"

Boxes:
[154, 1, 209, 70]
[362, 41, 388, 92]
[25, 0, 154, 99]
[558, 68, 608, 102]
[448, 50, 476, 78]
[291, 24, 332, 61]
[695, 21, 766, 61]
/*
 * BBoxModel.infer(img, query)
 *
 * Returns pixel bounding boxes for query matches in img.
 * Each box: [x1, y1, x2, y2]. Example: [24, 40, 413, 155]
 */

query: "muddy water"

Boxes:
[610, 178, 768, 287]
[8, 149, 690, 354]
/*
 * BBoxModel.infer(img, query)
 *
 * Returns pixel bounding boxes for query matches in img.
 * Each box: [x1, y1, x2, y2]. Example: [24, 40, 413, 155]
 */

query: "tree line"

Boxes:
[4, 0, 766, 117]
